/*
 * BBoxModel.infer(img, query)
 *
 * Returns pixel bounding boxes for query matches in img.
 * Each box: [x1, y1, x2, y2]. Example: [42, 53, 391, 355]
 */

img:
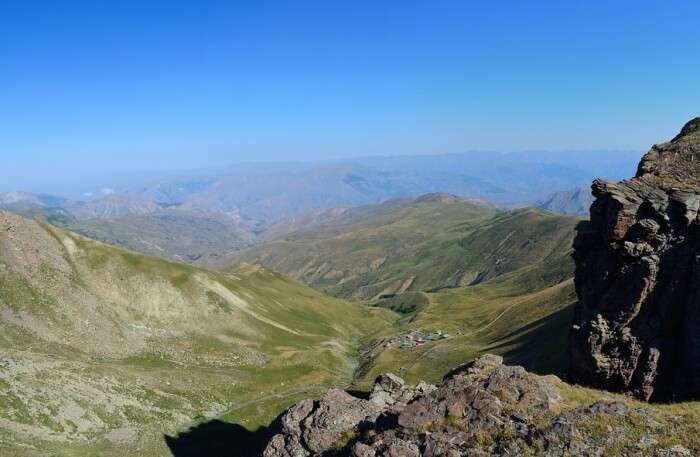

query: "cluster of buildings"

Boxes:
[384, 330, 451, 349]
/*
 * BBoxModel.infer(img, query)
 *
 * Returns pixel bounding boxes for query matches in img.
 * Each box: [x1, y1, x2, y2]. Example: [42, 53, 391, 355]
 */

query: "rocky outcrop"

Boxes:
[262, 355, 684, 456]
[570, 118, 700, 401]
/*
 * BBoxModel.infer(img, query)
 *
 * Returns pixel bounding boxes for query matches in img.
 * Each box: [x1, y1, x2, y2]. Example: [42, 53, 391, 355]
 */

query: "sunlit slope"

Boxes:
[0, 210, 394, 456]
[220, 195, 579, 301]
[218, 196, 580, 393]
[354, 263, 578, 389]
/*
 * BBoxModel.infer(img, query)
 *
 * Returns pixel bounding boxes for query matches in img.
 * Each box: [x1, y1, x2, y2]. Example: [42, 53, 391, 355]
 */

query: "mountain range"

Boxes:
[0, 150, 636, 264]
[210, 193, 578, 302]
[3, 129, 700, 455]
[0, 199, 581, 456]
[5, 139, 699, 456]
[0, 185, 585, 456]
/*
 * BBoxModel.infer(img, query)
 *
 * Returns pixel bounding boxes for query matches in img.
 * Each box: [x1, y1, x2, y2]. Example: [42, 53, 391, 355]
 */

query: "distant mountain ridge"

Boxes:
[0, 192, 258, 262]
[68, 194, 162, 219]
[1, 149, 635, 262]
[123, 150, 638, 222]
[537, 186, 594, 215]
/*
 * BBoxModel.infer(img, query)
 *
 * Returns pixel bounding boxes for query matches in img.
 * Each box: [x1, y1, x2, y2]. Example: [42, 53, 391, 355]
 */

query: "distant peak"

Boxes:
[413, 192, 461, 204]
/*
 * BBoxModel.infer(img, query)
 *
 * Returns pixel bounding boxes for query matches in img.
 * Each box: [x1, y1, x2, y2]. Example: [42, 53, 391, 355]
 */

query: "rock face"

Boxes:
[262, 355, 661, 457]
[570, 118, 700, 401]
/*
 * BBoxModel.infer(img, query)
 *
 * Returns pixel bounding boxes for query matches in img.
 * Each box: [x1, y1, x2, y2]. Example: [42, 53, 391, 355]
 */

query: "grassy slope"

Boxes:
[6, 196, 697, 455]
[217, 197, 580, 303]
[0, 211, 395, 456]
[218, 197, 584, 403]
[217, 197, 581, 391]
[353, 268, 577, 389]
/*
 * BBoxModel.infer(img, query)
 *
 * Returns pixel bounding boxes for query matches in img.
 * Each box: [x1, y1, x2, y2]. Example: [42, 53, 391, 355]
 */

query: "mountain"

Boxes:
[537, 186, 594, 215]
[124, 151, 638, 225]
[0, 193, 259, 263]
[54, 208, 258, 263]
[67, 194, 162, 219]
[571, 117, 700, 401]
[210, 195, 579, 303]
[261, 355, 698, 457]
[212, 195, 581, 389]
[0, 210, 394, 456]
[0, 191, 71, 211]
[0, 192, 161, 220]
[1, 149, 637, 265]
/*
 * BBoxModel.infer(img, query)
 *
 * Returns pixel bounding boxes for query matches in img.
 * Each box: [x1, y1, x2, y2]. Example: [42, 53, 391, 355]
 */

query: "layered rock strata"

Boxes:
[570, 118, 700, 401]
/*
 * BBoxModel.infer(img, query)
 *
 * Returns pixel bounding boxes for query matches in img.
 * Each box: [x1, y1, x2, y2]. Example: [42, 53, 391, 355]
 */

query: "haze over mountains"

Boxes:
[536, 186, 594, 215]
[3, 123, 700, 456]
[1, 150, 635, 262]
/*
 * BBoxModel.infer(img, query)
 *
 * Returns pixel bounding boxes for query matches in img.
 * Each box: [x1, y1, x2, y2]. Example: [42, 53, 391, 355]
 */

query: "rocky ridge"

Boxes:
[263, 355, 692, 456]
[570, 118, 700, 401]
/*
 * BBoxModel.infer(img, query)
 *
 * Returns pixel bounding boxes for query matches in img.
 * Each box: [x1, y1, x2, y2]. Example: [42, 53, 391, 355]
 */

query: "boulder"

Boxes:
[263, 355, 650, 456]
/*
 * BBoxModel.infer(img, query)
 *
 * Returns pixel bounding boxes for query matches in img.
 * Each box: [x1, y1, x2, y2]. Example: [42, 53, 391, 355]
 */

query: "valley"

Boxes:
[0, 194, 582, 456]
[4, 2, 698, 454]
[1, 124, 698, 456]
[211, 194, 582, 393]
[0, 211, 394, 456]
[213, 195, 578, 301]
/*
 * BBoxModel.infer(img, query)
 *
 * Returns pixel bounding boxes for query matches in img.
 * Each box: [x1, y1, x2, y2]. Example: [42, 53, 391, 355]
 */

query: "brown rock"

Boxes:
[569, 117, 700, 401]
[264, 355, 572, 456]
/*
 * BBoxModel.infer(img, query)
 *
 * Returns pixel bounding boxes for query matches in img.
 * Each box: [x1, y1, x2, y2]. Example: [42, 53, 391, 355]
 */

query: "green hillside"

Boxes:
[0, 210, 394, 456]
[216, 195, 579, 302]
[216, 196, 582, 399]
[353, 268, 577, 390]
[0, 198, 585, 456]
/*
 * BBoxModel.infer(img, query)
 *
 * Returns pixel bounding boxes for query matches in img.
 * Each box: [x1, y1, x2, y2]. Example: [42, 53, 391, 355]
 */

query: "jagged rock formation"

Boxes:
[263, 355, 687, 456]
[570, 118, 700, 401]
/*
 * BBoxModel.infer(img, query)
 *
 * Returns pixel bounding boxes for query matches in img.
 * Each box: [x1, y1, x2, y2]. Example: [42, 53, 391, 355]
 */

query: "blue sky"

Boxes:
[1, 0, 699, 190]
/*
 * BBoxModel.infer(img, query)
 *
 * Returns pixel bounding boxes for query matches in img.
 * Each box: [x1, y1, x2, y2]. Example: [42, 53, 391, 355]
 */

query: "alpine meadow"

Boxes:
[2, 2, 700, 456]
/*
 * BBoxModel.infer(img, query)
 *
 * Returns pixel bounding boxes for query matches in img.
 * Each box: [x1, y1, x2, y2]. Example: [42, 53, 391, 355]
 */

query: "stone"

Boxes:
[264, 355, 642, 457]
[369, 373, 406, 407]
[263, 355, 692, 455]
[569, 117, 700, 401]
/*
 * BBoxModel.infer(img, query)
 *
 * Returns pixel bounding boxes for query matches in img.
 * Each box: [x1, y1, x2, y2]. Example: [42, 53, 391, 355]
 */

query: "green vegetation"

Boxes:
[222, 198, 579, 301]
[353, 270, 577, 389]
[221, 198, 581, 389]
[3, 194, 699, 456]
[0, 211, 395, 456]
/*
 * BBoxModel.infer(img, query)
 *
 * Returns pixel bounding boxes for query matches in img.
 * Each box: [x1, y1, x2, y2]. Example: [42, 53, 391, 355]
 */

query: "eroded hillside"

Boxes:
[0, 210, 394, 456]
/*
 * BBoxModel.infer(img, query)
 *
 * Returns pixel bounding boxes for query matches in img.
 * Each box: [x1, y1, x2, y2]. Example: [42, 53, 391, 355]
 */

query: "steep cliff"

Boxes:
[570, 118, 700, 401]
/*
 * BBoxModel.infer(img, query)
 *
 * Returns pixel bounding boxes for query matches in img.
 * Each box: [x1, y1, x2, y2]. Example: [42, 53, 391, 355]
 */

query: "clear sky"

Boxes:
[1, 0, 699, 190]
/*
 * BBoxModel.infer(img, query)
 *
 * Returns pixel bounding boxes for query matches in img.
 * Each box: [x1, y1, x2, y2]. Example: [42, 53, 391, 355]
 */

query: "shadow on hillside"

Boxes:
[165, 417, 280, 457]
[488, 304, 575, 377]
